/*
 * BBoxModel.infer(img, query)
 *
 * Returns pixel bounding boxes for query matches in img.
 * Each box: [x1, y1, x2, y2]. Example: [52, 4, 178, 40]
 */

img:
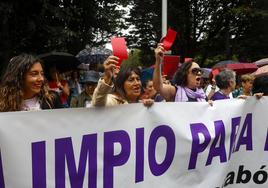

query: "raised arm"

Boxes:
[153, 44, 176, 101]
[92, 56, 119, 106]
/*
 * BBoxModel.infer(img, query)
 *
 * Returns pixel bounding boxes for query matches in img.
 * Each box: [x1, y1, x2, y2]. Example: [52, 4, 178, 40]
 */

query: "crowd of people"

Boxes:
[0, 44, 267, 112]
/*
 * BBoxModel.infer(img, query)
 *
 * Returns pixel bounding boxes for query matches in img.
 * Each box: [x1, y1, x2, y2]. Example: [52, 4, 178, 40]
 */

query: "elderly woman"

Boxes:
[232, 74, 254, 98]
[0, 54, 62, 112]
[92, 56, 153, 107]
[153, 44, 206, 102]
[211, 69, 236, 101]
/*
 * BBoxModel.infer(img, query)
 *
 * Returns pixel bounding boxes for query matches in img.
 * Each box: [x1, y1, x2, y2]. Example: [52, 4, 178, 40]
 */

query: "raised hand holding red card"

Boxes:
[160, 28, 177, 51]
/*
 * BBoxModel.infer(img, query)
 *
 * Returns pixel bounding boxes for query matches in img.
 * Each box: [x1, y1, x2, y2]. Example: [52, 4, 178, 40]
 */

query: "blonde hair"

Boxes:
[240, 74, 254, 83]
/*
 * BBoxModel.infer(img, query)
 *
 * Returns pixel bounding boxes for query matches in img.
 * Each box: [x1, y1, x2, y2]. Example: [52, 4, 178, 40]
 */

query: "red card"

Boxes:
[162, 55, 180, 79]
[160, 28, 177, 51]
[111, 37, 128, 66]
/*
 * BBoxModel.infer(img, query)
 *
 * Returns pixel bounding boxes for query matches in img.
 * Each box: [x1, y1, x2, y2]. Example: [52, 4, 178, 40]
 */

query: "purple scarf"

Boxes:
[175, 85, 206, 102]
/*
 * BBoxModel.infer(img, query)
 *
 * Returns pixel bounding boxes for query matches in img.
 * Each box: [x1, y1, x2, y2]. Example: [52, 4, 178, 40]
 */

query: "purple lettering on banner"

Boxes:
[32, 141, 46, 188]
[264, 129, 268, 151]
[235, 113, 253, 152]
[0, 150, 5, 188]
[103, 130, 130, 188]
[188, 123, 211, 170]
[229, 117, 241, 159]
[55, 134, 97, 188]
[148, 125, 175, 176]
[206, 120, 227, 166]
[135, 128, 144, 183]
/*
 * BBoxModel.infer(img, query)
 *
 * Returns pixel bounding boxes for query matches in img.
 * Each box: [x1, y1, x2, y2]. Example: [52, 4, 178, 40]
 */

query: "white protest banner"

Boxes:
[0, 97, 268, 188]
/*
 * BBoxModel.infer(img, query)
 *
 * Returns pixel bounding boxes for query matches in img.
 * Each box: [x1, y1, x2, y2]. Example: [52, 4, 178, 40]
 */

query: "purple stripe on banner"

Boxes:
[32, 141, 46, 188]
[135, 128, 144, 183]
[103, 130, 131, 188]
[0, 150, 5, 188]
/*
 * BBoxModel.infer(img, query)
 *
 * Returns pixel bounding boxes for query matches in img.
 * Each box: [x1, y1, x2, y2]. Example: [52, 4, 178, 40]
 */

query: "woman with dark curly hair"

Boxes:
[0, 53, 62, 112]
[153, 43, 206, 102]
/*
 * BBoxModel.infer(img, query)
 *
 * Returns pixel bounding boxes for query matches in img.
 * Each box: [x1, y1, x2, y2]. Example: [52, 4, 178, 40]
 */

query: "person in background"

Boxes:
[70, 70, 100, 108]
[153, 43, 206, 102]
[92, 56, 153, 107]
[47, 66, 70, 107]
[211, 69, 236, 101]
[205, 71, 233, 100]
[205, 73, 218, 100]
[252, 75, 268, 97]
[232, 74, 254, 98]
[141, 79, 165, 102]
[68, 70, 82, 99]
[0, 54, 62, 112]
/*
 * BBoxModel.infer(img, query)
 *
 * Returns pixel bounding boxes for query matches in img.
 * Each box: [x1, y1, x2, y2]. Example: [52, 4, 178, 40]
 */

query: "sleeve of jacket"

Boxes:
[92, 78, 114, 106]
[70, 96, 78, 108]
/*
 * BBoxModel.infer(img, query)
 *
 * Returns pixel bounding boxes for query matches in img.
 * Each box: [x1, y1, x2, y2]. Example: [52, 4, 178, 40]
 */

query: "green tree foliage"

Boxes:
[126, 0, 161, 66]
[0, 0, 267, 72]
[0, 0, 127, 72]
[122, 49, 142, 67]
[126, 0, 268, 67]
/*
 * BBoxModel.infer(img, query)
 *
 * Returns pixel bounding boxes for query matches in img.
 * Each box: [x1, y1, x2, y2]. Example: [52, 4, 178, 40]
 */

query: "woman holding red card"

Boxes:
[92, 56, 153, 107]
[153, 44, 206, 102]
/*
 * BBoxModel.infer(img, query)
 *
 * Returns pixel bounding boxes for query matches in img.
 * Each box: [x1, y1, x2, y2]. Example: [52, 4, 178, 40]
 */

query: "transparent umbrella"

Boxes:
[76, 46, 112, 66]
[252, 65, 268, 77]
[212, 60, 239, 69]
[254, 58, 268, 67]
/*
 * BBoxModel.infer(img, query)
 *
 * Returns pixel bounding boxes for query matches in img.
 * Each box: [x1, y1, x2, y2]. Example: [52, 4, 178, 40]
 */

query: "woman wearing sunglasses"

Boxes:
[153, 44, 206, 102]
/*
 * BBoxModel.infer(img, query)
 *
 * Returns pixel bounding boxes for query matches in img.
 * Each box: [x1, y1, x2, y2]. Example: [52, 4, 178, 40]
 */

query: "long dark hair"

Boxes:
[0, 53, 53, 112]
[173, 61, 193, 87]
[114, 65, 141, 101]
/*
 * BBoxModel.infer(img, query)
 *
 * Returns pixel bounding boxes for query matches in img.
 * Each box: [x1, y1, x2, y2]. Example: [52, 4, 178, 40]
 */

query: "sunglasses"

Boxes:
[191, 68, 203, 75]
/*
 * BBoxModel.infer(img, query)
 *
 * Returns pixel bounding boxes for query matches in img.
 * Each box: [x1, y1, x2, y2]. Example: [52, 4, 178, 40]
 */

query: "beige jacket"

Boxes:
[92, 78, 128, 106]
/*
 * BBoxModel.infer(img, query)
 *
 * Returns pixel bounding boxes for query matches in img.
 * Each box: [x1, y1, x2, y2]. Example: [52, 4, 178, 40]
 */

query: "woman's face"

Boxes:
[123, 71, 142, 102]
[23, 62, 44, 99]
[144, 80, 156, 98]
[242, 80, 253, 92]
[187, 62, 202, 89]
[84, 83, 97, 96]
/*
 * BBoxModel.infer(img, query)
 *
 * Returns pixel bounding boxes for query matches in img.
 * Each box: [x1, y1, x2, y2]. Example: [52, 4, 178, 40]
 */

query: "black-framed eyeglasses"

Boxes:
[191, 68, 203, 75]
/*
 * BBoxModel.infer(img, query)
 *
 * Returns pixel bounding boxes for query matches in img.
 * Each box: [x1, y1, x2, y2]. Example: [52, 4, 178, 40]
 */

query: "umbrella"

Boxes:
[38, 52, 80, 72]
[212, 60, 239, 69]
[225, 63, 258, 75]
[201, 68, 212, 78]
[212, 60, 258, 75]
[254, 58, 268, 67]
[76, 46, 112, 65]
[252, 65, 268, 77]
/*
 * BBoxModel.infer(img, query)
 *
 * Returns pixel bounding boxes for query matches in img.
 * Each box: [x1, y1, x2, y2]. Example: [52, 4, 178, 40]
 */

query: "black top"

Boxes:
[40, 91, 63, 109]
